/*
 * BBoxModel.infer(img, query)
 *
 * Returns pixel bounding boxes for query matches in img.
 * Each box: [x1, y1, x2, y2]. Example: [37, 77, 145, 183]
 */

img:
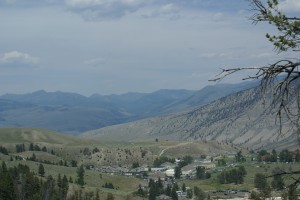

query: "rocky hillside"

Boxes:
[82, 86, 298, 151]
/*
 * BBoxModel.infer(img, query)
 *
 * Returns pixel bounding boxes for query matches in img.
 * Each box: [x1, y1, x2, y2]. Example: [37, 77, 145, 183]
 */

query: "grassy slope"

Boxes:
[0, 128, 80, 144]
[4, 128, 297, 199]
[3, 158, 144, 200]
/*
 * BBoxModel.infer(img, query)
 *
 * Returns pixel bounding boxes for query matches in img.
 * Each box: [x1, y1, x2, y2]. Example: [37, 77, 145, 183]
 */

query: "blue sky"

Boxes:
[0, 0, 299, 96]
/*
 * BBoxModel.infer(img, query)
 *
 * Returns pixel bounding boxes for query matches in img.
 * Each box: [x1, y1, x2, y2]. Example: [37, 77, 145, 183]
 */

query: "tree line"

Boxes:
[0, 161, 98, 200]
[256, 149, 300, 163]
[217, 166, 247, 184]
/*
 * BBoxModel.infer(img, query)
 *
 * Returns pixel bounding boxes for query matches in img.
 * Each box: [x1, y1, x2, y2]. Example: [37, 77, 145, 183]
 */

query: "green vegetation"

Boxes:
[196, 166, 211, 180]
[38, 163, 45, 177]
[153, 156, 175, 167]
[76, 165, 85, 187]
[132, 161, 140, 169]
[0, 146, 8, 155]
[102, 182, 115, 189]
[0, 161, 72, 200]
[217, 166, 247, 184]
[2, 128, 300, 200]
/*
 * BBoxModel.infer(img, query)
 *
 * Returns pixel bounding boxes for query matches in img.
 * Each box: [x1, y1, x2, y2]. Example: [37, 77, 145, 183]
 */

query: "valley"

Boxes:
[0, 82, 257, 134]
[0, 128, 299, 200]
[0, 81, 299, 200]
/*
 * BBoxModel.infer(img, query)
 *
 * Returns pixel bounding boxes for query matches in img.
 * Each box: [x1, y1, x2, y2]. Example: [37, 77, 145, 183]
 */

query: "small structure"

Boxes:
[161, 162, 176, 170]
[165, 169, 175, 177]
[150, 167, 166, 172]
[176, 191, 187, 197]
[156, 194, 172, 200]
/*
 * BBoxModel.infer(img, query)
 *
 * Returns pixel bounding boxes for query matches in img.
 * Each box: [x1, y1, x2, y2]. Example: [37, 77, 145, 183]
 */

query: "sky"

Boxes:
[0, 0, 299, 96]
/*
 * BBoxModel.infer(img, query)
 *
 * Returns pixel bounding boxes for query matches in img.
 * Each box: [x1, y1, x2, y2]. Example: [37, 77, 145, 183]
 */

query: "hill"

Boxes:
[82, 86, 298, 151]
[0, 127, 264, 200]
[0, 128, 238, 164]
[0, 128, 81, 145]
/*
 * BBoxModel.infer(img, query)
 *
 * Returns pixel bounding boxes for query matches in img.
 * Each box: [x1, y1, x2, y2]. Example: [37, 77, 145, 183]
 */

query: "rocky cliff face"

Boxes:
[82, 87, 298, 151]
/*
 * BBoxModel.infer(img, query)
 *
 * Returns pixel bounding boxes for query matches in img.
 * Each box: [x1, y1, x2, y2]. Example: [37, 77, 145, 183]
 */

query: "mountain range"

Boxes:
[82, 84, 298, 151]
[0, 81, 257, 134]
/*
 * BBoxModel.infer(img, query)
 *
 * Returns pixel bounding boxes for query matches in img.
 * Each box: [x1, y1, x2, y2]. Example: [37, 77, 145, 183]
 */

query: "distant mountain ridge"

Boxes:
[82, 85, 298, 150]
[0, 81, 258, 134]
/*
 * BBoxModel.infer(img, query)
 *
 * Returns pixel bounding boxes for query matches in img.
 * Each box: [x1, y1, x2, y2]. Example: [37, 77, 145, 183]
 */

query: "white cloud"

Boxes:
[199, 53, 217, 59]
[199, 52, 236, 60]
[279, 0, 300, 13]
[83, 57, 106, 67]
[0, 51, 39, 68]
[251, 52, 276, 59]
[212, 12, 225, 22]
[5, 0, 16, 4]
[141, 3, 180, 20]
[0, 0, 61, 6]
[65, 0, 143, 7]
[64, 0, 146, 19]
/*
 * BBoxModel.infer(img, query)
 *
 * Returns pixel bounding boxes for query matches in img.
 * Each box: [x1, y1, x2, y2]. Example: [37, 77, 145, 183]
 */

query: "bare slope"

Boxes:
[82, 87, 298, 150]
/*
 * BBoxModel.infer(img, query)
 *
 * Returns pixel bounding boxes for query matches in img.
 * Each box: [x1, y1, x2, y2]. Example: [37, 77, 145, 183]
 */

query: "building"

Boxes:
[165, 169, 175, 177]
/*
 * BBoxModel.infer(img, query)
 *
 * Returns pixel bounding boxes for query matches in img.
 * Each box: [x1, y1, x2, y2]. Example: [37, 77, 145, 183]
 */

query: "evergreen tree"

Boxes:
[270, 149, 277, 162]
[42, 146, 47, 152]
[0, 146, 9, 155]
[217, 171, 226, 184]
[77, 165, 85, 187]
[34, 144, 41, 151]
[69, 176, 73, 183]
[165, 184, 172, 196]
[132, 161, 140, 168]
[24, 172, 41, 199]
[1, 161, 7, 173]
[279, 149, 293, 162]
[196, 166, 206, 179]
[271, 167, 285, 190]
[217, 159, 226, 166]
[148, 184, 158, 200]
[295, 149, 300, 162]
[171, 184, 178, 200]
[187, 189, 193, 199]
[41, 175, 56, 200]
[235, 150, 245, 162]
[136, 184, 146, 197]
[62, 175, 69, 199]
[57, 173, 62, 198]
[16, 143, 25, 153]
[29, 143, 34, 151]
[31, 153, 36, 161]
[254, 173, 269, 191]
[195, 187, 206, 200]
[0, 162, 15, 200]
[71, 160, 78, 167]
[38, 163, 45, 177]
[182, 183, 186, 192]
[271, 175, 284, 190]
[174, 166, 181, 179]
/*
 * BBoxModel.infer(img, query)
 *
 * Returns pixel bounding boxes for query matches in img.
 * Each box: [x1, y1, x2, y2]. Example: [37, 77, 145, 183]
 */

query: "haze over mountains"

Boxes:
[0, 81, 257, 134]
[0, 80, 298, 150]
[82, 83, 299, 151]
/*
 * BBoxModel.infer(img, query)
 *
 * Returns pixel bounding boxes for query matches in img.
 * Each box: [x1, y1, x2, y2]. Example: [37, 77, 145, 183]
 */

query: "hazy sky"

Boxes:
[0, 0, 299, 96]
